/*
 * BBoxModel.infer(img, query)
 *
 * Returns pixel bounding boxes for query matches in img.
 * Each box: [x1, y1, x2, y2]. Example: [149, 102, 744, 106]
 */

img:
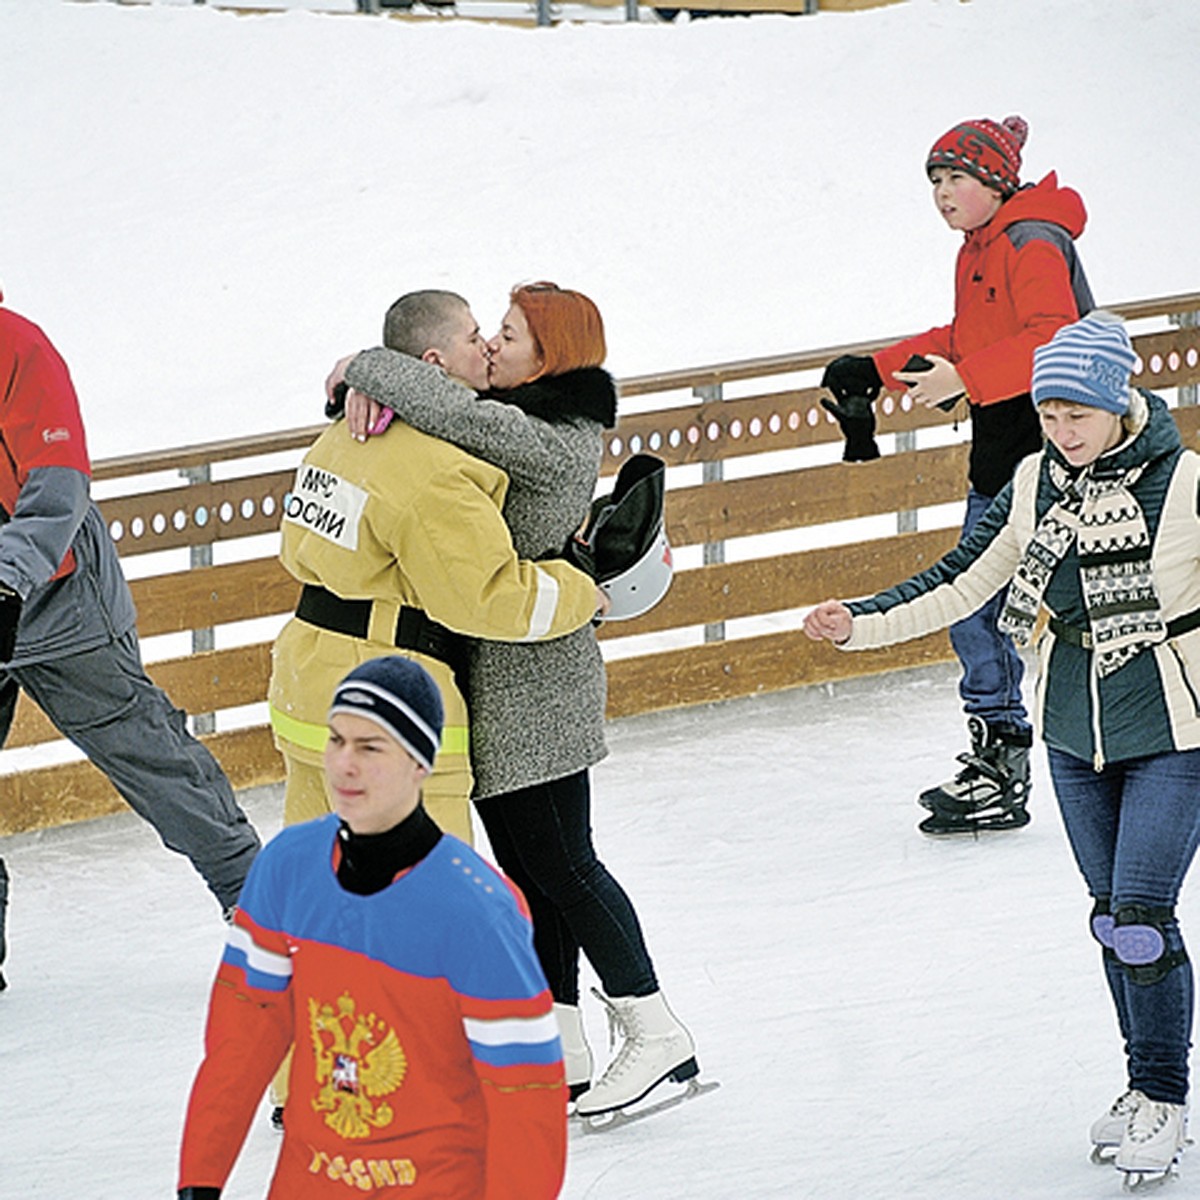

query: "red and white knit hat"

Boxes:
[926, 115, 1028, 197]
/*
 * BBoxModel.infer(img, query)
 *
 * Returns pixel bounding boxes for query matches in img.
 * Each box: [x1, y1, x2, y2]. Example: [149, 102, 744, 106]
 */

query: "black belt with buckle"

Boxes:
[296, 584, 469, 698]
[1048, 609, 1200, 650]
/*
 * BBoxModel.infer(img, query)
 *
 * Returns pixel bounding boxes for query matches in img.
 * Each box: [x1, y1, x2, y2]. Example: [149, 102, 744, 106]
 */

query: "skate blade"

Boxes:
[1120, 1164, 1179, 1193]
[1092, 1143, 1119, 1165]
[918, 809, 1031, 838]
[579, 1078, 720, 1134]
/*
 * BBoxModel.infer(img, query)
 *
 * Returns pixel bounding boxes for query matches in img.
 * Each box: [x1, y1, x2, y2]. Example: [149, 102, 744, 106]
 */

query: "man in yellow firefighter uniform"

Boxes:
[268, 291, 603, 844]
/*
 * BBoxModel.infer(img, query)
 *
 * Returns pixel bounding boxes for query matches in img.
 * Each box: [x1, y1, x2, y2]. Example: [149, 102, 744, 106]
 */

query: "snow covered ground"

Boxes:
[2, 0, 1198, 458]
[5, 662, 1199, 1198]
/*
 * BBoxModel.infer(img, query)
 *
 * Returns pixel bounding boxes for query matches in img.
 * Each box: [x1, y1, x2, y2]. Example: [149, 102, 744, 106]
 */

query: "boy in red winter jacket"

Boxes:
[820, 115, 1093, 836]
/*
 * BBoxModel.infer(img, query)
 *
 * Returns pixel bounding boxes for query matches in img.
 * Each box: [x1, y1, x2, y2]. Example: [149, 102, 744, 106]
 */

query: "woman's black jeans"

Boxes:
[475, 769, 657, 1005]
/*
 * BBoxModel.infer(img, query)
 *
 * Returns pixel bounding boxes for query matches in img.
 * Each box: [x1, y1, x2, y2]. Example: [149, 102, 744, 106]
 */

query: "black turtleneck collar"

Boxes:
[484, 366, 618, 429]
[335, 804, 443, 896]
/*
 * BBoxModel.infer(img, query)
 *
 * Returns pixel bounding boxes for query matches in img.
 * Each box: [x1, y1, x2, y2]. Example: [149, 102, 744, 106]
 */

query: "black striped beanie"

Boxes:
[329, 656, 443, 772]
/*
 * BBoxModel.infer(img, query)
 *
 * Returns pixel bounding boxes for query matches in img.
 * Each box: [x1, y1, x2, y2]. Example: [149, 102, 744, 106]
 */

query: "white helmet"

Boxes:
[598, 521, 673, 621]
[566, 453, 673, 622]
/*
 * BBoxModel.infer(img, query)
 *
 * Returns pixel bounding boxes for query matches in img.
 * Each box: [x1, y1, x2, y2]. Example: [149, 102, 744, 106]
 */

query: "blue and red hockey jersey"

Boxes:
[179, 815, 566, 1198]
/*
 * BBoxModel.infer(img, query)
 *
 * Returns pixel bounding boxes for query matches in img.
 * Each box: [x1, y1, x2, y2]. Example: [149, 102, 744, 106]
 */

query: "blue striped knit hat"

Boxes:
[1032, 310, 1138, 415]
[329, 656, 443, 771]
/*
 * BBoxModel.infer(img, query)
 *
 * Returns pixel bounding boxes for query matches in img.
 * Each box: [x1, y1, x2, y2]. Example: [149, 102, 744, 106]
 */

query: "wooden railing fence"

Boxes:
[2, 291, 1198, 835]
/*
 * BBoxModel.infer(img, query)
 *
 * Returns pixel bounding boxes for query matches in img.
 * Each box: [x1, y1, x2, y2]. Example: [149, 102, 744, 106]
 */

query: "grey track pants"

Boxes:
[1, 630, 260, 911]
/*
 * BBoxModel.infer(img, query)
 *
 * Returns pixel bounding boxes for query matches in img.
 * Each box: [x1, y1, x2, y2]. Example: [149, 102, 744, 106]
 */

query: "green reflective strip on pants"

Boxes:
[268, 703, 469, 757]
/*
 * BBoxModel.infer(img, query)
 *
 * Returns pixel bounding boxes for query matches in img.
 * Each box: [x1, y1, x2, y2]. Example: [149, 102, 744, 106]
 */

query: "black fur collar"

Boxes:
[486, 366, 617, 429]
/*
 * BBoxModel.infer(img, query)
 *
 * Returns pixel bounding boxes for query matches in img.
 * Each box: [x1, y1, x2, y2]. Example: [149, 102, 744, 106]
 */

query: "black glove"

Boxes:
[0, 584, 21, 664]
[820, 393, 880, 462]
[820, 352, 888, 460]
[820, 356, 883, 463]
[178, 1188, 221, 1200]
[821, 354, 883, 404]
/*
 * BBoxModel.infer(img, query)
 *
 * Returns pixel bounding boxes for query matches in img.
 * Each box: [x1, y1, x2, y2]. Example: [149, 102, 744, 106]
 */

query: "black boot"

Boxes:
[918, 717, 1032, 835]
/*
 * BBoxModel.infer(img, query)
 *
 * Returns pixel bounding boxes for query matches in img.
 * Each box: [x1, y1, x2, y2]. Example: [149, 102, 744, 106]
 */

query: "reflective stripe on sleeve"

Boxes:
[522, 566, 561, 642]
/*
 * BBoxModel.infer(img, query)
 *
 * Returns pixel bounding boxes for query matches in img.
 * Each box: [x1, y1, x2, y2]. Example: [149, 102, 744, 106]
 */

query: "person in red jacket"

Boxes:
[820, 114, 1093, 836]
[0, 298, 259, 983]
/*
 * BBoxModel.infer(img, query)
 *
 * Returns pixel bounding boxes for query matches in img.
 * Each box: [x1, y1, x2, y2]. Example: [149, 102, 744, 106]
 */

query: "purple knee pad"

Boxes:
[1110, 904, 1186, 985]
[1113, 922, 1166, 966]
[1091, 911, 1115, 948]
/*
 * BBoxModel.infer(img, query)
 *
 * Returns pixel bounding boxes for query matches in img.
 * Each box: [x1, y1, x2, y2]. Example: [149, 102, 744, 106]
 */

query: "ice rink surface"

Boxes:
[4, 663, 1198, 1198]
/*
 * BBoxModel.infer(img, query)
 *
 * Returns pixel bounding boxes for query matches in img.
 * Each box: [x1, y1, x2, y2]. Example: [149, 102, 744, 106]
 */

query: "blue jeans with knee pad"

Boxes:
[1049, 745, 1200, 1105]
[948, 490, 1029, 732]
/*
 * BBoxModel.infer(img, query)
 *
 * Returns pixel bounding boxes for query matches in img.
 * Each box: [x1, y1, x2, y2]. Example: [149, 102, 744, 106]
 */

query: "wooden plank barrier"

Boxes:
[2, 293, 1198, 834]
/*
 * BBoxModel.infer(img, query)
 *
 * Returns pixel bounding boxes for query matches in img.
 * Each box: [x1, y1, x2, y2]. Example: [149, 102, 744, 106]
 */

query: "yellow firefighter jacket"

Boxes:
[268, 419, 598, 814]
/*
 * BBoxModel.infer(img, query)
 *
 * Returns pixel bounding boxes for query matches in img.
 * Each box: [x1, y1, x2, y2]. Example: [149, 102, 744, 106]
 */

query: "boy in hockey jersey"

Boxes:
[178, 656, 567, 1200]
[819, 114, 1093, 836]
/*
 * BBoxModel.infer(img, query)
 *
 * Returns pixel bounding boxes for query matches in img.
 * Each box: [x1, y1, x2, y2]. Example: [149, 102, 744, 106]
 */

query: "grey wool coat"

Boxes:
[345, 350, 618, 800]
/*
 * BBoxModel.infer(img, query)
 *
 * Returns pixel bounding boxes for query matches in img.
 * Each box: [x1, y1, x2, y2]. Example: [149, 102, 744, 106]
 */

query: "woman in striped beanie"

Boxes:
[805, 311, 1200, 1187]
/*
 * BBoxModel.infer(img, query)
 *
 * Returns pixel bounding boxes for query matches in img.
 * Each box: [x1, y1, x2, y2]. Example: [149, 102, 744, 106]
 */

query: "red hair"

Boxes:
[510, 282, 606, 380]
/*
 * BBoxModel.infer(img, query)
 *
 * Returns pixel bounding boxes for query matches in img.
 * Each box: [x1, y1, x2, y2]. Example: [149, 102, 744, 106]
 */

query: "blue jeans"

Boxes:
[1049, 746, 1200, 1104]
[949, 489, 1029, 731]
[475, 770, 658, 1005]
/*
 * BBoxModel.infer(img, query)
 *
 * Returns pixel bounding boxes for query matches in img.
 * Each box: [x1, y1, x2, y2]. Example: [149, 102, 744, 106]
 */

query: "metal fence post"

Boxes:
[695, 382, 725, 643]
[181, 464, 216, 736]
[1172, 309, 1200, 406]
[895, 428, 917, 533]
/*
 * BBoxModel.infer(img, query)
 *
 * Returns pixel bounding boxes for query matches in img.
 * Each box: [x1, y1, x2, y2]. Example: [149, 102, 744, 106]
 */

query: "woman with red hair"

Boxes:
[487, 281, 606, 387]
[329, 282, 702, 1124]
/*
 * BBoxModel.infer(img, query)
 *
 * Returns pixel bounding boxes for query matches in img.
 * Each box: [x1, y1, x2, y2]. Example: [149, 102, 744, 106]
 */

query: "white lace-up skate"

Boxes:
[575, 989, 714, 1128]
[1091, 1089, 1139, 1163]
[1114, 1090, 1189, 1191]
[553, 1002, 593, 1113]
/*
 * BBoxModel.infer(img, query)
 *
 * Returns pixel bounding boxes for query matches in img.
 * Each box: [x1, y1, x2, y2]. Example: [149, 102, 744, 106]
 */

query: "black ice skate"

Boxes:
[918, 716, 1032, 836]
